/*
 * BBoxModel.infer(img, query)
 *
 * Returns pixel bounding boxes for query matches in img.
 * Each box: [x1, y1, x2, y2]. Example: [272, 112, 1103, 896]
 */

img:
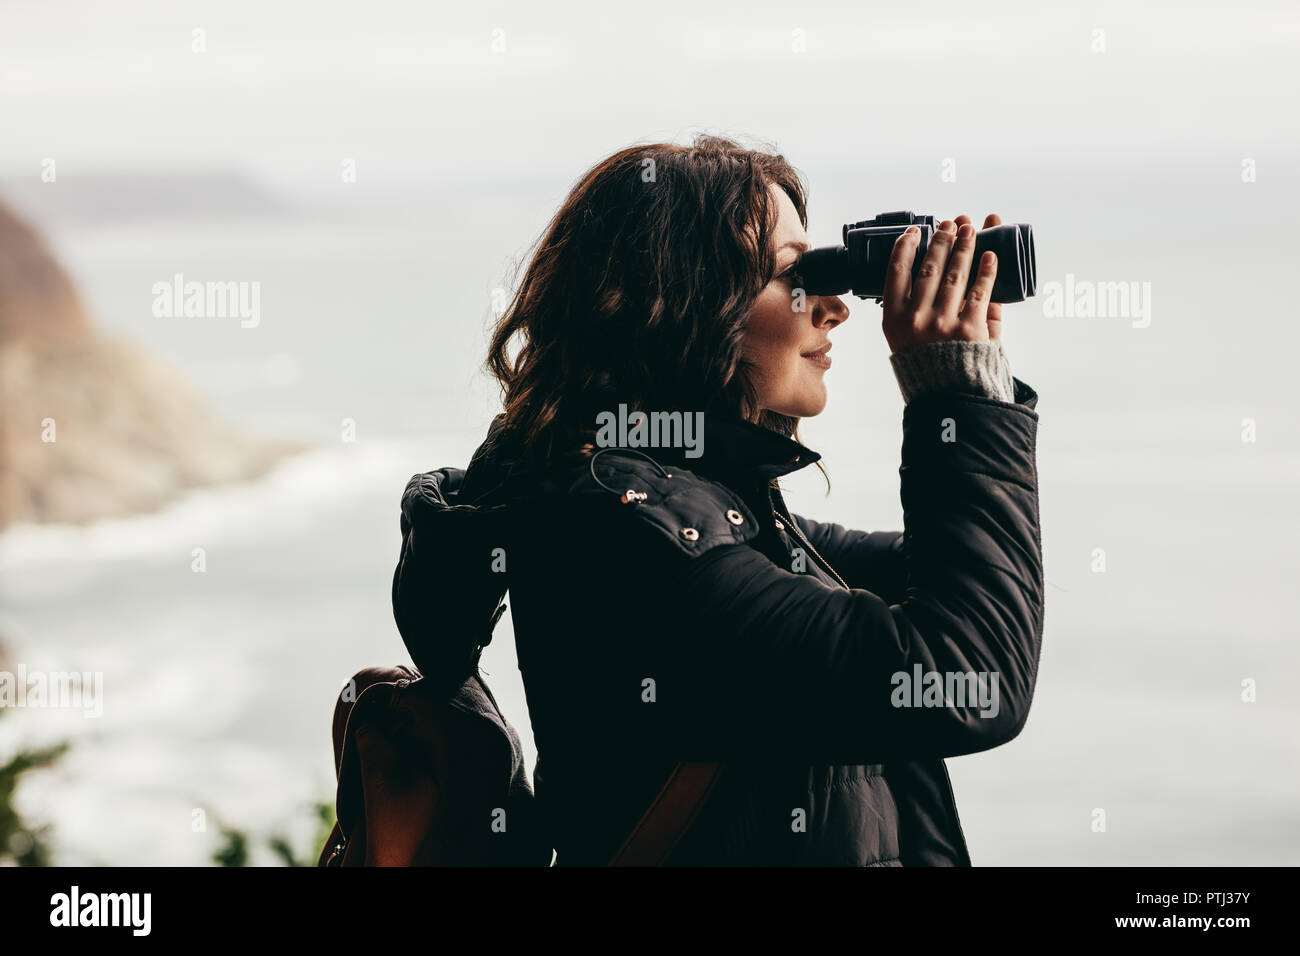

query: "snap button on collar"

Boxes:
[726, 509, 744, 526]
[680, 527, 700, 541]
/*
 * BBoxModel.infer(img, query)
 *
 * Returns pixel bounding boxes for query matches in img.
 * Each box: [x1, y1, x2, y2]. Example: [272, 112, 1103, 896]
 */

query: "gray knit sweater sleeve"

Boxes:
[889, 340, 1017, 404]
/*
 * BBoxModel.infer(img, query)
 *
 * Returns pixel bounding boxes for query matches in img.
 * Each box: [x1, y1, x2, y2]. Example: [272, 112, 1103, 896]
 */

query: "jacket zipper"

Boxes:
[771, 498, 850, 590]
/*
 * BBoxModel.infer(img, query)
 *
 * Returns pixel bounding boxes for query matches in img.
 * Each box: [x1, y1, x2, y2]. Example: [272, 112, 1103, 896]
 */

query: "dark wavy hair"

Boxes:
[486, 133, 808, 467]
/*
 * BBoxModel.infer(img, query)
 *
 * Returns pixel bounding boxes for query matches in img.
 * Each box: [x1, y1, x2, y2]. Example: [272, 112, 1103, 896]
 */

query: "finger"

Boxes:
[980, 213, 1004, 338]
[934, 222, 977, 320]
[986, 304, 1003, 341]
[958, 250, 997, 340]
[884, 225, 920, 313]
[909, 219, 958, 312]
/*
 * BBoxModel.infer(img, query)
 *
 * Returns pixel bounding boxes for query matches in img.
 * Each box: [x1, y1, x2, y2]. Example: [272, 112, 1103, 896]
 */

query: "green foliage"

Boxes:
[212, 824, 250, 867]
[212, 799, 336, 867]
[0, 706, 70, 866]
[0, 691, 336, 867]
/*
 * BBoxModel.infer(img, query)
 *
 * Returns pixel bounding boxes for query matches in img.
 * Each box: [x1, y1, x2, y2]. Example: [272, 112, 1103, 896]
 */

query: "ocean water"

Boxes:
[2, 169, 1298, 865]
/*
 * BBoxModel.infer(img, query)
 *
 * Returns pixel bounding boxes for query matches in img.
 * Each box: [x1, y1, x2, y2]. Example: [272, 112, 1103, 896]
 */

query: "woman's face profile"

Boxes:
[743, 183, 849, 420]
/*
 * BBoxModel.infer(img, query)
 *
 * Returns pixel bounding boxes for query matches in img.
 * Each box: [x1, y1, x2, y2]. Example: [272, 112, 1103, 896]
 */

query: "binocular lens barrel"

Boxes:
[797, 212, 1037, 304]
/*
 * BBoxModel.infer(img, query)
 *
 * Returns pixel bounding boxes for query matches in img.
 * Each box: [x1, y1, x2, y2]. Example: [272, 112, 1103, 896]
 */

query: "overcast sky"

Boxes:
[3, 0, 1297, 193]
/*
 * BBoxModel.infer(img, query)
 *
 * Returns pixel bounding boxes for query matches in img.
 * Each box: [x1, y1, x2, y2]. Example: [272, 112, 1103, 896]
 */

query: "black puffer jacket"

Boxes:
[393, 377, 1044, 865]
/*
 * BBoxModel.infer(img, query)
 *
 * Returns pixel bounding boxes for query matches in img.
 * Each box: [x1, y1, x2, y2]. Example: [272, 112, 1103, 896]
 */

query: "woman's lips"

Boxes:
[802, 343, 832, 369]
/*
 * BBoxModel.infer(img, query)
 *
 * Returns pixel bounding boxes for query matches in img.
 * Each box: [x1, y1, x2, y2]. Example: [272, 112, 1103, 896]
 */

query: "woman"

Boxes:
[393, 134, 1044, 866]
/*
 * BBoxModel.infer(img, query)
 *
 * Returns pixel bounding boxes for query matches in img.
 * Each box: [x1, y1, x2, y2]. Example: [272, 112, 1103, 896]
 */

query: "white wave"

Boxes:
[0, 437, 438, 570]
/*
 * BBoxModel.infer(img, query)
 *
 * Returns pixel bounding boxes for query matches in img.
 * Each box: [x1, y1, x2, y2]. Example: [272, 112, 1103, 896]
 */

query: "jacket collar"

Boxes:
[633, 412, 821, 485]
[461, 409, 821, 506]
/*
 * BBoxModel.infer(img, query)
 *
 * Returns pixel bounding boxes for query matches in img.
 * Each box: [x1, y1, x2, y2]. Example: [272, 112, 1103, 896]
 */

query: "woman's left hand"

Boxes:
[955, 213, 1004, 343]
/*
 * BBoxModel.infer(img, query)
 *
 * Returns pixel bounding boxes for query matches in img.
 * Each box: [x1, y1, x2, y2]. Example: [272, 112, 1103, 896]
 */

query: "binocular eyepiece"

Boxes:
[796, 211, 1037, 304]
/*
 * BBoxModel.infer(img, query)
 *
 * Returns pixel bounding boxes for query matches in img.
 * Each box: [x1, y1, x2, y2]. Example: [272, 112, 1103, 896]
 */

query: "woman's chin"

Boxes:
[767, 386, 828, 419]
[799, 379, 829, 417]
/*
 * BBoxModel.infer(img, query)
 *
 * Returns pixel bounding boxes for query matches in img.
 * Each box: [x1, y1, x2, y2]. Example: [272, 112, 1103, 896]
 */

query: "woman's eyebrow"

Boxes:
[777, 240, 811, 254]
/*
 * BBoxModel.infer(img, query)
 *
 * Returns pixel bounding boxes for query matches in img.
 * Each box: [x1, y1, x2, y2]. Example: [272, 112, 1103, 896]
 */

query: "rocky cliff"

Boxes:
[0, 199, 301, 529]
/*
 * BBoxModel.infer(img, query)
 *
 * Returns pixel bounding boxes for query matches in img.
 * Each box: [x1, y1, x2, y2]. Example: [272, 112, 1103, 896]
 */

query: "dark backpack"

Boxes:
[318, 662, 723, 866]
[318, 664, 549, 866]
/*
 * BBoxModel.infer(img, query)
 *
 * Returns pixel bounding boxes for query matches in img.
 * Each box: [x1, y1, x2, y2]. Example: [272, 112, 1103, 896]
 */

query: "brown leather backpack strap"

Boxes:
[608, 762, 725, 866]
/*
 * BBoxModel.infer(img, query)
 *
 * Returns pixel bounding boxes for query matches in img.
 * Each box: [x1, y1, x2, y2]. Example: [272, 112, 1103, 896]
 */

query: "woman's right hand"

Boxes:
[881, 219, 999, 354]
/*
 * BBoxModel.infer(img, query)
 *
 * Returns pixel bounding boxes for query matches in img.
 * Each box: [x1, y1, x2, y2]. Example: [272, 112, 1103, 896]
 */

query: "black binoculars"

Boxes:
[796, 211, 1037, 304]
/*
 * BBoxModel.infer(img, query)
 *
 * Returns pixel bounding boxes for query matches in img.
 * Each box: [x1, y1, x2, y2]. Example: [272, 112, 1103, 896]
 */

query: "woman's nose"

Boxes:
[812, 294, 849, 329]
